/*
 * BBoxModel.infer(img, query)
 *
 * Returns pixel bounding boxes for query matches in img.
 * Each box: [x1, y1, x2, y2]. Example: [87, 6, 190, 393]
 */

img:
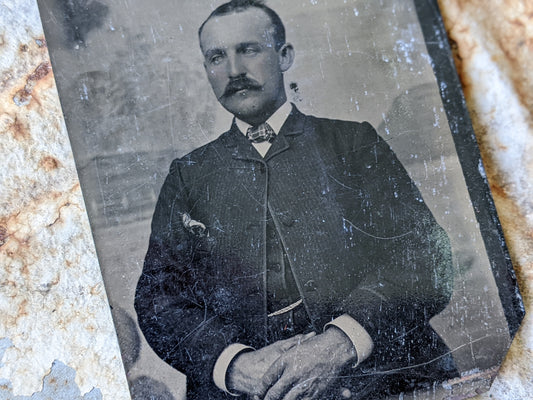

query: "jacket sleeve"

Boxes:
[329, 122, 455, 380]
[134, 159, 242, 398]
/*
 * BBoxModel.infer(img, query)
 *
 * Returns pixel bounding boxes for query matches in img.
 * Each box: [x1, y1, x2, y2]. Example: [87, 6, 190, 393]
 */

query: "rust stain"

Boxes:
[50, 274, 60, 287]
[90, 284, 101, 295]
[0, 226, 8, 247]
[9, 117, 30, 141]
[47, 202, 72, 228]
[12, 62, 51, 107]
[21, 263, 30, 280]
[39, 274, 61, 294]
[1, 71, 14, 92]
[49, 191, 63, 201]
[13, 87, 32, 106]
[439, 0, 533, 113]
[18, 299, 29, 317]
[28, 62, 51, 82]
[488, 181, 508, 199]
[39, 156, 62, 171]
[497, 37, 519, 64]
[444, 366, 498, 386]
[510, 18, 525, 28]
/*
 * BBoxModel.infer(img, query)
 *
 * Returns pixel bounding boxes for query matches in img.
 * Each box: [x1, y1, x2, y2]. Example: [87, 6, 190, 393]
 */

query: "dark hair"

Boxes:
[198, 0, 286, 51]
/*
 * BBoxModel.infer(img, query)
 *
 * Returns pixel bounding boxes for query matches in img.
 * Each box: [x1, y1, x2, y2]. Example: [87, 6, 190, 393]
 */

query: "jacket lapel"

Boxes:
[265, 105, 306, 161]
[219, 104, 307, 162]
[219, 120, 263, 162]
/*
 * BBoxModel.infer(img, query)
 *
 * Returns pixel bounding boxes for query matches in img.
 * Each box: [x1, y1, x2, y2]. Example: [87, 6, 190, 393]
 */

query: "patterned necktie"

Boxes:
[246, 122, 276, 143]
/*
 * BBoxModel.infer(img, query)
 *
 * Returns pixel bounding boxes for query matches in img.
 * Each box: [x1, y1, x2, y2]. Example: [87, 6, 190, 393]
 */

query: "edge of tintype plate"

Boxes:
[438, 0, 533, 399]
[416, 0, 531, 399]
[416, 0, 524, 336]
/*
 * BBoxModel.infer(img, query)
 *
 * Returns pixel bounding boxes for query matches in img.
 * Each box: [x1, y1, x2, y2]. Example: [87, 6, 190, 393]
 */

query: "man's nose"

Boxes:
[227, 55, 245, 78]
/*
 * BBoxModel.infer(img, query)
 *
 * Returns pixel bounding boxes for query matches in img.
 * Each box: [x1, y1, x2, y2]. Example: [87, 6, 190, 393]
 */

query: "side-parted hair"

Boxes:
[198, 0, 286, 51]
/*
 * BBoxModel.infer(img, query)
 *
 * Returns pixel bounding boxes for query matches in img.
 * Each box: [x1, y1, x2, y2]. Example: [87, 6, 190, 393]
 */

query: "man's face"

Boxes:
[200, 8, 293, 125]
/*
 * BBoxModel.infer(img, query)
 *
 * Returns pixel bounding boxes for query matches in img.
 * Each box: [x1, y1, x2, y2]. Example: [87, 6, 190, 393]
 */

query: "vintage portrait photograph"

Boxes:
[35, 0, 524, 399]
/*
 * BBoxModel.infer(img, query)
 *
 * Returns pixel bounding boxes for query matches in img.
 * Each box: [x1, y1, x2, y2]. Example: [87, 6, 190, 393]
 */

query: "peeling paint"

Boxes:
[0, 339, 12, 368]
[0, 360, 102, 400]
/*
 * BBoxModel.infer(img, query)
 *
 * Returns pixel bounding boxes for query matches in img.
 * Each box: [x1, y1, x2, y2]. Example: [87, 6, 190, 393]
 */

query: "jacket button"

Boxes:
[246, 223, 259, 231]
[268, 229, 278, 239]
[280, 215, 295, 227]
[269, 263, 282, 273]
[304, 280, 317, 293]
[341, 388, 352, 398]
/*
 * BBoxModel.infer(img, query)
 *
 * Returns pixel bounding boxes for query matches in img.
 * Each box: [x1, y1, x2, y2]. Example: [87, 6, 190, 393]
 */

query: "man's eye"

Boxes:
[209, 54, 224, 65]
[243, 47, 259, 55]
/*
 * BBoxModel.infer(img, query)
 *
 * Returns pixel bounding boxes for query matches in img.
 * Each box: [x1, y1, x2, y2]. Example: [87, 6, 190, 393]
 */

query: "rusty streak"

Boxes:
[13, 62, 51, 107]
[0, 226, 8, 247]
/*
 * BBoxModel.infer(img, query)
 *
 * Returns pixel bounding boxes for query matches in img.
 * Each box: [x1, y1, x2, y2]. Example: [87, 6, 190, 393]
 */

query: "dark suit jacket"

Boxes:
[135, 106, 456, 399]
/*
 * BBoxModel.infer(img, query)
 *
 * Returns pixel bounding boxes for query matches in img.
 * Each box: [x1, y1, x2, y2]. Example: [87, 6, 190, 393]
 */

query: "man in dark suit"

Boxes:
[135, 1, 457, 399]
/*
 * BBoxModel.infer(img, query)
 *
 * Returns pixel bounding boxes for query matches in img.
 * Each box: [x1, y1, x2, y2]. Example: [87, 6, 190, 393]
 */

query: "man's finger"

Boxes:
[262, 357, 287, 389]
[300, 331, 316, 342]
[264, 376, 293, 400]
[282, 383, 311, 400]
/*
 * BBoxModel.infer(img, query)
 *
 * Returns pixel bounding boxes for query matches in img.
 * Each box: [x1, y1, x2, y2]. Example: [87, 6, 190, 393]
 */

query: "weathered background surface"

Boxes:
[0, 0, 531, 399]
[0, 0, 130, 399]
[437, 0, 533, 399]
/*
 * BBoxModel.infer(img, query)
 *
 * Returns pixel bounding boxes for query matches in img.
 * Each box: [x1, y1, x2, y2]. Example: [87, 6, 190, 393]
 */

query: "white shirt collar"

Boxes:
[235, 102, 292, 136]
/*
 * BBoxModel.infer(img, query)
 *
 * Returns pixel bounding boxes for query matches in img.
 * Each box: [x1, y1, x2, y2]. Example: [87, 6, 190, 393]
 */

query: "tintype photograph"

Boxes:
[36, 0, 523, 399]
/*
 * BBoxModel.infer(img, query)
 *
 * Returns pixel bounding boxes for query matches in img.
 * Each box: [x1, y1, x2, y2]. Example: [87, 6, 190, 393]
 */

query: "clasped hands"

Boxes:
[227, 327, 357, 400]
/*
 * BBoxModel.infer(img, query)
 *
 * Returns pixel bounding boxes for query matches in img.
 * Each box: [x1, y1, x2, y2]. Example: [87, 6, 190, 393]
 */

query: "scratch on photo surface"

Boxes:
[342, 217, 412, 240]
[328, 174, 356, 191]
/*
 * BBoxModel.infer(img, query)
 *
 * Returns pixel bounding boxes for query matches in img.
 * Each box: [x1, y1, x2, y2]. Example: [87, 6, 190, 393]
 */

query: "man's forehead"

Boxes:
[200, 8, 276, 51]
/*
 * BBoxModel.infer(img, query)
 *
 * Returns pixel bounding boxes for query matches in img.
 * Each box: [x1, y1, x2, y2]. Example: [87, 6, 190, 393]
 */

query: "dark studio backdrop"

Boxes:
[36, 0, 520, 398]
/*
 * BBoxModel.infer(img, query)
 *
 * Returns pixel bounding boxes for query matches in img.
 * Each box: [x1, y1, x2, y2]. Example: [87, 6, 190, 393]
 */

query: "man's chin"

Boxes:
[221, 97, 263, 120]
[222, 88, 258, 101]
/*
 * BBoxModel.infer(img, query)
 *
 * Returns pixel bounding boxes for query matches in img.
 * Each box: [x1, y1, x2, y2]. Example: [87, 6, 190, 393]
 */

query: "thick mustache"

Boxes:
[222, 78, 262, 97]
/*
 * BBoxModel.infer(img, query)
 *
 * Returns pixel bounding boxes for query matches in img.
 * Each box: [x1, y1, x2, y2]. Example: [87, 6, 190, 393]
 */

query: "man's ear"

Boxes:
[278, 43, 295, 72]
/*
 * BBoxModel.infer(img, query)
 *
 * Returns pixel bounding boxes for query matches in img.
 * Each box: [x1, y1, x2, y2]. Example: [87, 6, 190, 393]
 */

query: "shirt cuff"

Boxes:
[324, 314, 374, 367]
[212, 343, 254, 395]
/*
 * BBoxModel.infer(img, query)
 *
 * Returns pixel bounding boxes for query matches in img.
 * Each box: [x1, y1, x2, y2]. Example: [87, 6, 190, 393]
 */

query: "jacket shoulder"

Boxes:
[304, 114, 382, 150]
[167, 131, 229, 174]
